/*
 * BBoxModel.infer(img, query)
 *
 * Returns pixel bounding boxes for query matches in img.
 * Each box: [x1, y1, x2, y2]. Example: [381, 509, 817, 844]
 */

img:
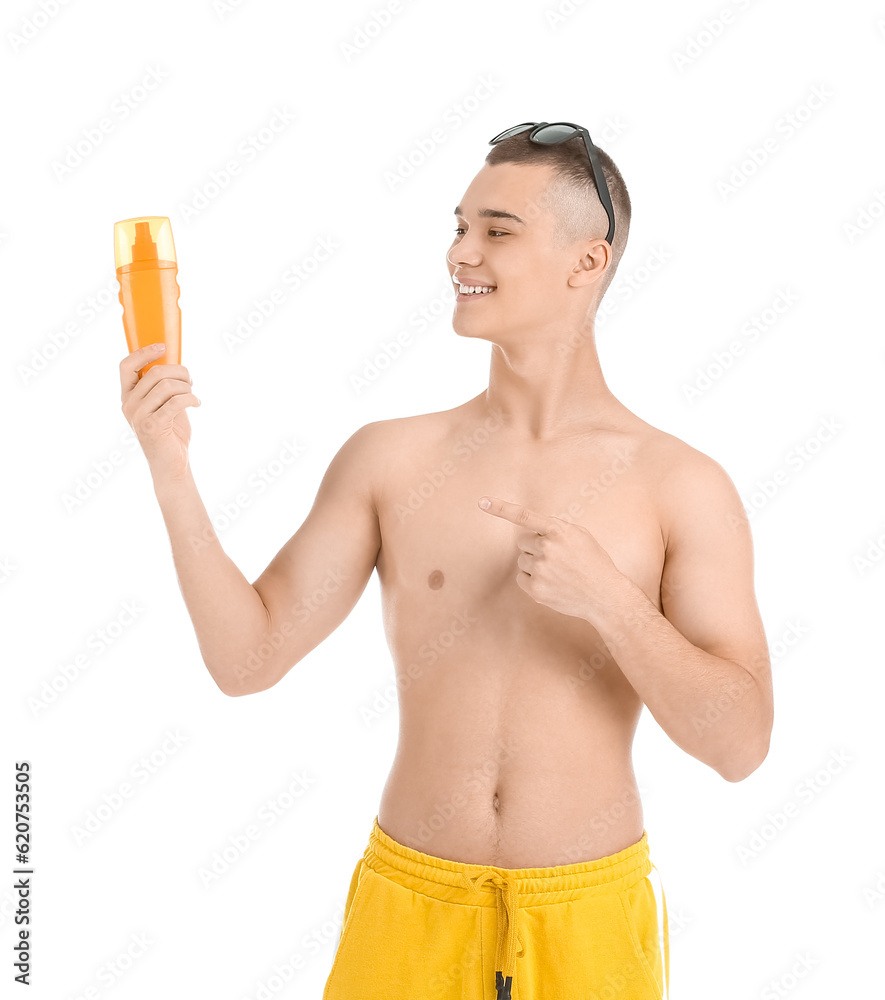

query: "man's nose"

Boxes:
[447, 241, 482, 268]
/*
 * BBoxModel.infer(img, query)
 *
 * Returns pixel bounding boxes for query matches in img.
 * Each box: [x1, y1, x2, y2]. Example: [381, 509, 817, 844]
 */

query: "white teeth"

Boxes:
[458, 283, 496, 294]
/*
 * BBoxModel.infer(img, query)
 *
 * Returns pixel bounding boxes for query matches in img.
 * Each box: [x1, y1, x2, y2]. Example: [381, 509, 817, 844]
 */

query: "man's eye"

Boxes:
[452, 228, 508, 237]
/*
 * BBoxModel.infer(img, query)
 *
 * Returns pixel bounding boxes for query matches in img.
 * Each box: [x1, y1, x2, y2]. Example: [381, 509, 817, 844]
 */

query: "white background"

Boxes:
[3, 0, 884, 997]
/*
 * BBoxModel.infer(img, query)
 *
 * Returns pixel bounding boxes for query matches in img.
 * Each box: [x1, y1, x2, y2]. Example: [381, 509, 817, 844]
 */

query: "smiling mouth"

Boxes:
[455, 283, 497, 299]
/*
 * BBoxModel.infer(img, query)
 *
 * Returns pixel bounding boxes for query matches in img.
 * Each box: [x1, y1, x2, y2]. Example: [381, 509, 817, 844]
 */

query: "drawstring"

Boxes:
[459, 868, 525, 1000]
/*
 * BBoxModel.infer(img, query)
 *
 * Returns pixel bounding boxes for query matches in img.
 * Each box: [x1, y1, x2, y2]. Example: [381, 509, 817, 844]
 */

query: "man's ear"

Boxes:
[567, 239, 610, 289]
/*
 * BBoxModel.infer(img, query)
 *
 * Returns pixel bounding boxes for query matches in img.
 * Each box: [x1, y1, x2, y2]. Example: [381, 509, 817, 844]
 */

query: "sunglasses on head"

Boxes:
[489, 122, 615, 246]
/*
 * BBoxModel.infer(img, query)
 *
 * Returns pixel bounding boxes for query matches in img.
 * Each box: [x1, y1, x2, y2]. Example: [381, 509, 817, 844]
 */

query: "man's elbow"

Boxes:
[214, 673, 246, 697]
[218, 674, 266, 697]
[717, 739, 770, 783]
[214, 660, 289, 697]
[221, 681, 251, 697]
[207, 662, 259, 697]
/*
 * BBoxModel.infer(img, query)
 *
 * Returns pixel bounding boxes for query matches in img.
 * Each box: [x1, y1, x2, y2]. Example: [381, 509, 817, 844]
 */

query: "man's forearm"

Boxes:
[151, 462, 271, 694]
[586, 571, 771, 781]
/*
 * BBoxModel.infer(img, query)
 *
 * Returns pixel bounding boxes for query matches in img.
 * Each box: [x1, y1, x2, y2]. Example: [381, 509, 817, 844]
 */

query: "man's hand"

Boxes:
[477, 496, 622, 622]
[120, 344, 201, 482]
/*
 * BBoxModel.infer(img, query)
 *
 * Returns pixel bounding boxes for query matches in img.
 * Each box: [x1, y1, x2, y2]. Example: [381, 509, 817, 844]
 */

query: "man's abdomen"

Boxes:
[376, 683, 645, 868]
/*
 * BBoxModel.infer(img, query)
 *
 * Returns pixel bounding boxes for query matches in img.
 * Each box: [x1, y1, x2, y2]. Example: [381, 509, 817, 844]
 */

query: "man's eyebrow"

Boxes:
[453, 205, 527, 225]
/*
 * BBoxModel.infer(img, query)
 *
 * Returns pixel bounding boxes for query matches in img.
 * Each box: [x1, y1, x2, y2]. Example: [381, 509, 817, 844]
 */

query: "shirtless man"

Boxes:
[120, 122, 773, 1000]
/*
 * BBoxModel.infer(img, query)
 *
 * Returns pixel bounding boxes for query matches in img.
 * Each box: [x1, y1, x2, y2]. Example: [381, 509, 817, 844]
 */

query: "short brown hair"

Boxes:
[485, 129, 631, 300]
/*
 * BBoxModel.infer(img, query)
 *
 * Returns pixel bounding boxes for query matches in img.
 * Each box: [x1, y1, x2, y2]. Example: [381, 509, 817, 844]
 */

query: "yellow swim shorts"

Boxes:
[323, 814, 669, 999]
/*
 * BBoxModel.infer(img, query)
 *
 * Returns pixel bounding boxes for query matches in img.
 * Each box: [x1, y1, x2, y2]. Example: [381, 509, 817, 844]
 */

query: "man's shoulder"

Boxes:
[642, 426, 727, 481]
[345, 409, 458, 505]
[639, 428, 744, 548]
[613, 417, 715, 482]
[355, 406, 461, 450]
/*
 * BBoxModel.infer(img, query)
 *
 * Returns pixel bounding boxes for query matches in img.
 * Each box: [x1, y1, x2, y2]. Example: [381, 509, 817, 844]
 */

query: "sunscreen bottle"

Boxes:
[114, 216, 181, 378]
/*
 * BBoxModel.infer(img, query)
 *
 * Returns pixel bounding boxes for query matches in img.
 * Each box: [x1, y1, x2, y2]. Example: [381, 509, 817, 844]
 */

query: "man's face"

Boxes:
[447, 161, 596, 344]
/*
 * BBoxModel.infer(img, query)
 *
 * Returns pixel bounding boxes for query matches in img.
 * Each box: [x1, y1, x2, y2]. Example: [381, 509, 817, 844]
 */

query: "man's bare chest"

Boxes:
[375, 414, 667, 616]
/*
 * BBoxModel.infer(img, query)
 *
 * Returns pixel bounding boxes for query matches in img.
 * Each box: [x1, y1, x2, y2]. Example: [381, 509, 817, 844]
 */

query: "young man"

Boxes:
[121, 121, 772, 999]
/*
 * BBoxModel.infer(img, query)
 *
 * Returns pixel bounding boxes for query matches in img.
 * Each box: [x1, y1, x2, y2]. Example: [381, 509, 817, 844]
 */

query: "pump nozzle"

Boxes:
[130, 220, 159, 262]
[114, 216, 176, 270]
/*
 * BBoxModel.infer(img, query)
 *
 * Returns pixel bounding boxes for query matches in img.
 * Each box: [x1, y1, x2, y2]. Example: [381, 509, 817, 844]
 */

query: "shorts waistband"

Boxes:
[362, 815, 653, 1000]
[365, 814, 652, 899]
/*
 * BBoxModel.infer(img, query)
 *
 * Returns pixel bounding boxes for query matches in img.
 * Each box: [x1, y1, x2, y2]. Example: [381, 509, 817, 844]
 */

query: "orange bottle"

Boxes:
[114, 216, 181, 378]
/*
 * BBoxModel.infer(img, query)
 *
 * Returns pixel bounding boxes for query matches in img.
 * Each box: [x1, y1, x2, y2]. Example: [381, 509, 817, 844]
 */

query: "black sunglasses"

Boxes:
[488, 121, 615, 246]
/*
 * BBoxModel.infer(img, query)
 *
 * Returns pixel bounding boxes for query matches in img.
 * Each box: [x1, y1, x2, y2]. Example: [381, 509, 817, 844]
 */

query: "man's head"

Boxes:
[447, 128, 631, 346]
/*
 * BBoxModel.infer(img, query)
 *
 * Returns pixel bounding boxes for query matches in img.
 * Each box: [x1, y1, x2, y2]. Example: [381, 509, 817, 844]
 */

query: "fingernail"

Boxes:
[152, 344, 165, 351]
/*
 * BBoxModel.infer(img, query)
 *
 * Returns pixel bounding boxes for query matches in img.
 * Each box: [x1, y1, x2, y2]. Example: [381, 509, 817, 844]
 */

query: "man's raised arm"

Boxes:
[148, 411, 383, 697]
[241, 422, 384, 696]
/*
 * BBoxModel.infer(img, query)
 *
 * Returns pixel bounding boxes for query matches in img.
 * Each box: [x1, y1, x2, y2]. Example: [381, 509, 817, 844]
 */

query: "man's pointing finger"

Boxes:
[478, 496, 551, 534]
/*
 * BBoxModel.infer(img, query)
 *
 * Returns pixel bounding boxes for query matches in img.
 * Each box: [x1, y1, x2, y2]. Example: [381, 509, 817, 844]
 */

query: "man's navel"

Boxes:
[428, 570, 445, 590]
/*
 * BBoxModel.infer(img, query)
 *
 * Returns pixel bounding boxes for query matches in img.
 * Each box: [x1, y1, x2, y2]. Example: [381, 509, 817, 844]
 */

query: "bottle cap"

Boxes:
[114, 216, 177, 269]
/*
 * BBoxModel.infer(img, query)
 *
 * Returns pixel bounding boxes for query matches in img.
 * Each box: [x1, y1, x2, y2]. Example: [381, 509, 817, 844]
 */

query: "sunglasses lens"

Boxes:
[532, 124, 578, 144]
[491, 123, 537, 143]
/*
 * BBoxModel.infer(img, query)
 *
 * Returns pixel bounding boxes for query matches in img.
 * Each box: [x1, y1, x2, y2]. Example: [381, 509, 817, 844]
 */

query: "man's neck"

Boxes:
[478, 342, 624, 441]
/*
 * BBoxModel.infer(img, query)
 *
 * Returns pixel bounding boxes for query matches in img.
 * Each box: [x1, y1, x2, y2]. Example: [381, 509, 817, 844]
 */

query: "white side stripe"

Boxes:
[647, 864, 669, 1000]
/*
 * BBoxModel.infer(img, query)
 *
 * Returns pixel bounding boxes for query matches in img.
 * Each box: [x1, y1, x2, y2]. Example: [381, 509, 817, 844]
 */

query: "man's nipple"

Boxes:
[428, 570, 445, 590]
